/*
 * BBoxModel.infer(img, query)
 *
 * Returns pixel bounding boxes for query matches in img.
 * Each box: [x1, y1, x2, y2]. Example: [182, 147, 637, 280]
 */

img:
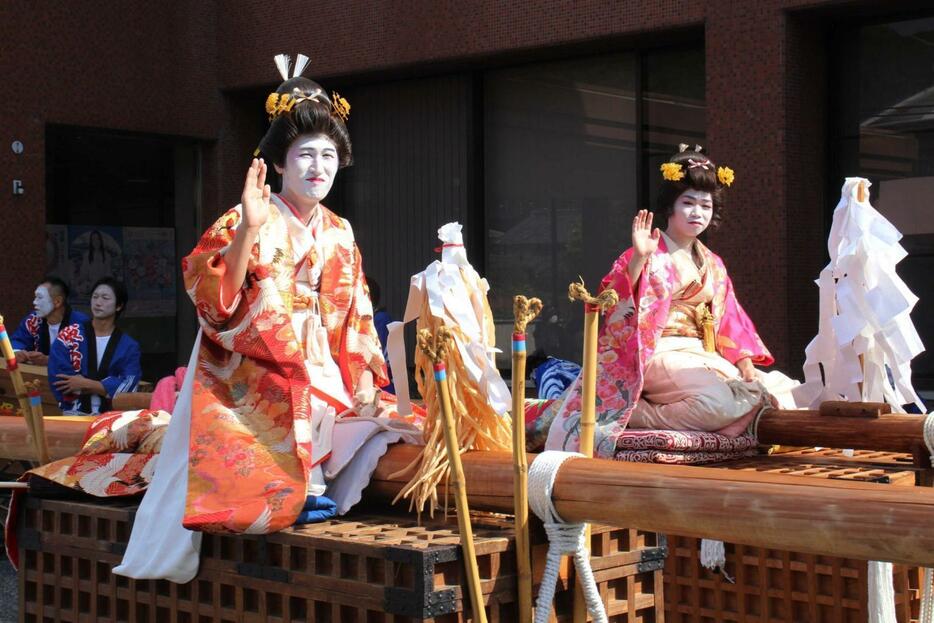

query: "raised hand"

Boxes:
[632, 209, 661, 259]
[241, 158, 271, 230]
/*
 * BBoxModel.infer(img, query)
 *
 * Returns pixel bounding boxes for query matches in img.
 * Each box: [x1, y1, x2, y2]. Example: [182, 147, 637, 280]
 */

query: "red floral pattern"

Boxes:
[55, 323, 84, 370]
[24, 314, 41, 351]
[181, 200, 396, 534]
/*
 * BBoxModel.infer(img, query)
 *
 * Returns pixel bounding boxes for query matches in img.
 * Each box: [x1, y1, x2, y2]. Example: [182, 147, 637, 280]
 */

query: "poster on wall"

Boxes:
[45, 225, 70, 283]
[66, 226, 124, 306]
[122, 227, 176, 317]
[47, 225, 175, 319]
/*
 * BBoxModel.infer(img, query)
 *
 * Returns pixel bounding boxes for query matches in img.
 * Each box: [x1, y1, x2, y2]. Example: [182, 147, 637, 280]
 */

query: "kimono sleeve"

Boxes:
[48, 332, 79, 404]
[342, 245, 390, 389]
[717, 275, 774, 366]
[100, 336, 142, 398]
[599, 249, 637, 308]
[9, 314, 37, 351]
[181, 208, 253, 329]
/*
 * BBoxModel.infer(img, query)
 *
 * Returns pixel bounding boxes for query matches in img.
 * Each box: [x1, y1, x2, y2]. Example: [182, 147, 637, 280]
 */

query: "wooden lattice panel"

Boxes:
[664, 536, 922, 623]
[665, 452, 928, 623]
[20, 497, 667, 622]
[782, 447, 917, 466]
[710, 454, 919, 485]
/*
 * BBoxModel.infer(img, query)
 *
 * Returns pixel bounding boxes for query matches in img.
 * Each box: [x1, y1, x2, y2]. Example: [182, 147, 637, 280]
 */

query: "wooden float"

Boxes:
[18, 496, 667, 622]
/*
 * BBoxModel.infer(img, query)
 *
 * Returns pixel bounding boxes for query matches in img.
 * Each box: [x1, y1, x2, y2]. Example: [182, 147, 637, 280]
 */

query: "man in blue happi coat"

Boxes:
[50, 277, 141, 414]
[10, 276, 89, 366]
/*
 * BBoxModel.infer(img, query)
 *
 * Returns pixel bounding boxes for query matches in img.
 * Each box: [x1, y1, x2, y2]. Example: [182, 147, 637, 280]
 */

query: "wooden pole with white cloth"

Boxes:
[792, 177, 931, 623]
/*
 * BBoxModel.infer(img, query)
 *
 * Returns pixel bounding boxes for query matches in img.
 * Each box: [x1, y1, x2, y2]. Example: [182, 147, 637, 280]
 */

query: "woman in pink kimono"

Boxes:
[540, 146, 797, 457]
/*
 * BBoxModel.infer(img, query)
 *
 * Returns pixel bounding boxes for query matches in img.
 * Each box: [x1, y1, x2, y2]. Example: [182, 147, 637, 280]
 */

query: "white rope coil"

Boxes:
[922, 567, 934, 623]
[920, 412, 934, 623]
[528, 451, 607, 623]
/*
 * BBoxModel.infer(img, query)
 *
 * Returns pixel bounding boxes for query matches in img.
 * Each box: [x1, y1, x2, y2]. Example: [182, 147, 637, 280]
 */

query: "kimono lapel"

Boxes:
[316, 206, 356, 365]
[694, 239, 729, 331]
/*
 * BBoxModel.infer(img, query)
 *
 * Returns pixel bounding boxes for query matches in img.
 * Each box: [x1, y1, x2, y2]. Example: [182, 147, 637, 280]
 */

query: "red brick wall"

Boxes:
[0, 0, 221, 322]
[214, 1, 707, 89]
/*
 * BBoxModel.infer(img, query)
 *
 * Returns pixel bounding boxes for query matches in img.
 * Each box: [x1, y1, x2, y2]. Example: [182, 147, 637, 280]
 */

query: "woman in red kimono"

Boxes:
[115, 55, 419, 582]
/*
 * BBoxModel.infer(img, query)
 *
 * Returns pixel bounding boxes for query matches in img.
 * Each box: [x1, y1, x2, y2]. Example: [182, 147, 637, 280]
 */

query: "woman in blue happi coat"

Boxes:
[49, 277, 142, 414]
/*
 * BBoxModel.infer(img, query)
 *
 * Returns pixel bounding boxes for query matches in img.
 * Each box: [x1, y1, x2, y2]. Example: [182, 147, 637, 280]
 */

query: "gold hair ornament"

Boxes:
[331, 91, 351, 121]
[660, 162, 685, 182]
[717, 166, 735, 187]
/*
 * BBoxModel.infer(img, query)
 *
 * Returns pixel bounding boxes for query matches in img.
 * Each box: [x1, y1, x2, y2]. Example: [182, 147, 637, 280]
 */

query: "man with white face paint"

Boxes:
[10, 275, 89, 366]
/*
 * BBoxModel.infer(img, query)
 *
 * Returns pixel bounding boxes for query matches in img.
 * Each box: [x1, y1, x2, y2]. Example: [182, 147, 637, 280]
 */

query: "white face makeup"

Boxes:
[275, 134, 339, 208]
[667, 189, 714, 241]
[33, 285, 54, 318]
[90, 284, 118, 320]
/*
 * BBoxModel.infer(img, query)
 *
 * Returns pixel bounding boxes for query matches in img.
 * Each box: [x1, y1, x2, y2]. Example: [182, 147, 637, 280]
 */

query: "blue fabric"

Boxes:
[10, 308, 89, 354]
[293, 495, 338, 524]
[533, 357, 582, 400]
[374, 309, 395, 394]
[49, 322, 142, 413]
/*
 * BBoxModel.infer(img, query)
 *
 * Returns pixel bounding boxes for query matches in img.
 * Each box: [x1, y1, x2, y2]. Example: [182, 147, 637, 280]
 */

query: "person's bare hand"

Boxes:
[24, 352, 48, 366]
[241, 158, 271, 231]
[632, 209, 661, 259]
[736, 357, 757, 382]
[54, 374, 88, 394]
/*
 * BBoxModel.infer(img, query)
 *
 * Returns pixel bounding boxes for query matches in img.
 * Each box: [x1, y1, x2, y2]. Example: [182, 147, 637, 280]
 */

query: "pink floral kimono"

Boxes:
[534, 235, 788, 458]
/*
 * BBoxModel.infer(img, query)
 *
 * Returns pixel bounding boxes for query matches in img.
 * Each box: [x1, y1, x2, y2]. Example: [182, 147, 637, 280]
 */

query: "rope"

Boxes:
[513, 296, 543, 334]
[922, 568, 934, 623]
[528, 451, 607, 623]
[416, 327, 452, 364]
[920, 412, 934, 623]
[392, 318, 513, 514]
[567, 279, 619, 313]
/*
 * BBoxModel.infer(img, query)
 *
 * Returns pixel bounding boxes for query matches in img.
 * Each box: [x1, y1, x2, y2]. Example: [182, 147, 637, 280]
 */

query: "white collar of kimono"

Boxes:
[272, 194, 322, 262]
[661, 230, 696, 255]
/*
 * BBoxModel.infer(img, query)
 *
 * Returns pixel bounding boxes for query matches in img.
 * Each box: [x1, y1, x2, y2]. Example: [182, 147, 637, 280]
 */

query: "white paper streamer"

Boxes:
[793, 177, 925, 412]
[386, 222, 509, 417]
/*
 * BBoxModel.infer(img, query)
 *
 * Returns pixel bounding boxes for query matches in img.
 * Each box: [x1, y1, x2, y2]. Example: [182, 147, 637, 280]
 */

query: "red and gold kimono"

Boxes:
[181, 195, 396, 533]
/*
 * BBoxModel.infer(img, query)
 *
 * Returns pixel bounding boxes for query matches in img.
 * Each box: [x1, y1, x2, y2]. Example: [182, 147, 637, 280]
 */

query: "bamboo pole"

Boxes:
[417, 328, 488, 623]
[566, 281, 618, 623]
[367, 445, 934, 568]
[512, 295, 541, 622]
[0, 315, 50, 464]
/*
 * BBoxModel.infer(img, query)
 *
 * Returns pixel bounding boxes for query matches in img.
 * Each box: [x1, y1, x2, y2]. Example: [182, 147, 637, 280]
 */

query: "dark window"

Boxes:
[831, 15, 934, 393]
[45, 125, 201, 381]
[484, 47, 705, 365]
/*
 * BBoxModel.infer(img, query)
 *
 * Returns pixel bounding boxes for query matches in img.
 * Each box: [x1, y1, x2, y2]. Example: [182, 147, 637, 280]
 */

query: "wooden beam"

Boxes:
[369, 445, 934, 568]
[0, 415, 94, 461]
[3, 416, 934, 567]
[757, 409, 926, 454]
